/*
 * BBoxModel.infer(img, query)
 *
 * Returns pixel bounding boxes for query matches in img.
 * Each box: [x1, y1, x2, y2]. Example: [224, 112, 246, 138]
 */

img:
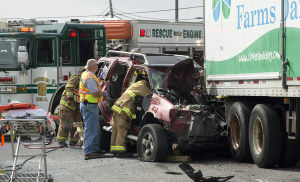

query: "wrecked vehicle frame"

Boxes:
[97, 50, 227, 162]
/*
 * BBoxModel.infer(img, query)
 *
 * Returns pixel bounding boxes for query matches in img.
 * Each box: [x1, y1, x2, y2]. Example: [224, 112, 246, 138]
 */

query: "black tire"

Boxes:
[275, 105, 300, 168]
[47, 175, 54, 182]
[99, 115, 111, 151]
[137, 124, 168, 162]
[228, 102, 252, 162]
[249, 104, 282, 168]
[53, 104, 60, 134]
[49, 85, 65, 134]
[49, 85, 65, 114]
[279, 139, 300, 167]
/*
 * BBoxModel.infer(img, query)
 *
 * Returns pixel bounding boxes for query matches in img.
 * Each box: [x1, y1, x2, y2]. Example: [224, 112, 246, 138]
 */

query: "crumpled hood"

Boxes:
[163, 59, 195, 96]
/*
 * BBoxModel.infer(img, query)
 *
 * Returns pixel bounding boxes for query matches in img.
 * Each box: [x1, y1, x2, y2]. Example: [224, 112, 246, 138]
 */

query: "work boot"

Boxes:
[68, 141, 83, 149]
[68, 141, 78, 146]
[84, 152, 103, 160]
[110, 150, 118, 157]
[57, 141, 68, 148]
[98, 150, 107, 155]
[115, 152, 134, 158]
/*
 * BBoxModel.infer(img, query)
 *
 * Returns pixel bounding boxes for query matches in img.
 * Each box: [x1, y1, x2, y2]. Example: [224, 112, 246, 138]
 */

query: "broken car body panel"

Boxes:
[97, 51, 226, 154]
[163, 59, 195, 96]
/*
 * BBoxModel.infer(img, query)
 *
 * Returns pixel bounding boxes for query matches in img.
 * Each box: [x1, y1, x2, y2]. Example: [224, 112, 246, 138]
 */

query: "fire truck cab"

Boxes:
[0, 19, 106, 113]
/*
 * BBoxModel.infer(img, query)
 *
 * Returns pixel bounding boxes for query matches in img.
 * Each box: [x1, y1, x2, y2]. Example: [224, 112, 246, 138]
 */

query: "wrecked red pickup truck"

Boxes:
[97, 51, 227, 162]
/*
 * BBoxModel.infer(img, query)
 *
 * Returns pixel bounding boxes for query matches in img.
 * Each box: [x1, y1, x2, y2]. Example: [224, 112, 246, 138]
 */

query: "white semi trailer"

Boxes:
[205, 0, 300, 168]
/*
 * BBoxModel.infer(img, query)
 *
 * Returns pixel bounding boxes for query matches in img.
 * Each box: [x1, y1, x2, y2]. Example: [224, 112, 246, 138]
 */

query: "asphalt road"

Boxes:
[0, 140, 300, 182]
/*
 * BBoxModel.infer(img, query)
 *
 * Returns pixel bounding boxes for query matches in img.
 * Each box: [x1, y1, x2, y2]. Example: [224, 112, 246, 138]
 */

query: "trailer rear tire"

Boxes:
[249, 104, 282, 168]
[228, 102, 252, 162]
[279, 139, 300, 167]
[137, 124, 168, 162]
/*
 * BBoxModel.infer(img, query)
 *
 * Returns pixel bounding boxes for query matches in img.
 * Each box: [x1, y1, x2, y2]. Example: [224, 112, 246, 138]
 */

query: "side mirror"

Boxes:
[17, 46, 29, 66]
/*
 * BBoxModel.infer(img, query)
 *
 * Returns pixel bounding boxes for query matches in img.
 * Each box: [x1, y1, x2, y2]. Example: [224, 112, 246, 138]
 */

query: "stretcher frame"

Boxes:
[0, 117, 49, 182]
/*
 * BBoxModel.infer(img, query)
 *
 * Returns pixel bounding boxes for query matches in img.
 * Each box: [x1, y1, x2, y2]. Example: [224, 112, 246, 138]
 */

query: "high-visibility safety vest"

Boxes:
[79, 71, 102, 104]
[111, 80, 152, 120]
[60, 74, 81, 111]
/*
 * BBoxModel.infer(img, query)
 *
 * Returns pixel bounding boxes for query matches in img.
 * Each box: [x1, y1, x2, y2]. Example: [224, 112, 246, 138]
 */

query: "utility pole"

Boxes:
[175, 0, 178, 21]
[109, 0, 114, 18]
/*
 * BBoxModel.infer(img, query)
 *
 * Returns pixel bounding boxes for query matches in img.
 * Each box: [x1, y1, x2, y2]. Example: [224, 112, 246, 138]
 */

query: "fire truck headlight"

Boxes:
[0, 86, 16, 93]
[0, 88, 6, 93]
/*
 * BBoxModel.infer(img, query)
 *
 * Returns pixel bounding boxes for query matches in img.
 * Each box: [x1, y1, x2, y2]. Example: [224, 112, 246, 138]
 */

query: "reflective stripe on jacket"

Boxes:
[60, 74, 81, 111]
[111, 105, 122, 114]
[111, 80, 152, 120]
[126, 90, 136, 101]
[79, 71, 102, 103]
[73, 89, 80, 102]
[110, 146, 126, 151]
[112, 105, 137, 119]
[122, 106, 136, 119]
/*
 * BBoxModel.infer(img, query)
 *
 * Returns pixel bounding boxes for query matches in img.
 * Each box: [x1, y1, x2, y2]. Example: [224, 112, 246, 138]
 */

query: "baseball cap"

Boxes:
[84, 59, 97, 69]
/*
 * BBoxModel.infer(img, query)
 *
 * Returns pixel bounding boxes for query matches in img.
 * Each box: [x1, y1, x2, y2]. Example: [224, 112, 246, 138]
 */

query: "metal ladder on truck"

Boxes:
[0, 117, 52, 182]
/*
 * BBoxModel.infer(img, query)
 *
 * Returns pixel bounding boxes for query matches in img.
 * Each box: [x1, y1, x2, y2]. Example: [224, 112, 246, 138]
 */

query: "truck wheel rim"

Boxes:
[142, 133, 154, 157]
[53, 105, 60, 128]
[252, 117, 263, 154]
[54, 105, 59, 116]
[230, 114, 240, 150]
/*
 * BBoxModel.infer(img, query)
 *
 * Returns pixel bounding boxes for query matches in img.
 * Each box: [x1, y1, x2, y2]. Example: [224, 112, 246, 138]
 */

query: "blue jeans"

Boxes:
[80, 103, 100, 154]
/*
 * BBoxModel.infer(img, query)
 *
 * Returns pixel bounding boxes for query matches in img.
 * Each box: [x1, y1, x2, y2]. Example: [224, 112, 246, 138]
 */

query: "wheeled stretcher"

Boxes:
[0, 103, 55, 182]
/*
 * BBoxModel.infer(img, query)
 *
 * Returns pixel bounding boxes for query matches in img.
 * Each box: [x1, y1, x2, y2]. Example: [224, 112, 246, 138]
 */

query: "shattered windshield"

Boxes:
[0, 38, 30, 69]
[148, 69, 166, 90]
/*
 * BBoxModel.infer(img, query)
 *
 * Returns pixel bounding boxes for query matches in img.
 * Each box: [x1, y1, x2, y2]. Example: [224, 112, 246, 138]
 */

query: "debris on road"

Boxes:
[178, 162, 234, 182]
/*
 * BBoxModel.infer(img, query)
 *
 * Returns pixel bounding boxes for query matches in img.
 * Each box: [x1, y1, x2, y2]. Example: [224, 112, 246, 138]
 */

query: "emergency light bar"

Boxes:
[139, 29, 145, 37]
[20, 27, 34, 32]
[69, 29, 77, 37]
[0, 27, 35, 33]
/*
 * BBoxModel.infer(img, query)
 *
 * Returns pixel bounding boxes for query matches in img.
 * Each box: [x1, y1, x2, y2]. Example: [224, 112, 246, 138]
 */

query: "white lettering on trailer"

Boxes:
[238, 51, 280, 63]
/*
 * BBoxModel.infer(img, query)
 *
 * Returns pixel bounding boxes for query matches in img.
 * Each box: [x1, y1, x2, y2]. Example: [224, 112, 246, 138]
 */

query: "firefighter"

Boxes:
[56, 69, 84, 147]
[110, 71, 152, 158]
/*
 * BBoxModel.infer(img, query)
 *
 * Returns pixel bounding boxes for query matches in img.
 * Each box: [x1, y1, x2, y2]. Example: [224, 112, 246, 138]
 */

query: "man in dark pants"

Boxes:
[79, 59, 104, 160]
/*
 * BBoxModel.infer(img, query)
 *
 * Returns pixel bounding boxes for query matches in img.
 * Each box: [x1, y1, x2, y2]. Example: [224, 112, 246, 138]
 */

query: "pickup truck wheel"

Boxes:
[99, 115, 111, 151]
[228, 102, 251, 162]
[137, 124, 168, 162]
[249, 104, 282, 168]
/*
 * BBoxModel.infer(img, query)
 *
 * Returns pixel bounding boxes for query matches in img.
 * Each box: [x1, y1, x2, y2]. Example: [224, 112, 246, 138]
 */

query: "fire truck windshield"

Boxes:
[0, 38, 30, 69]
